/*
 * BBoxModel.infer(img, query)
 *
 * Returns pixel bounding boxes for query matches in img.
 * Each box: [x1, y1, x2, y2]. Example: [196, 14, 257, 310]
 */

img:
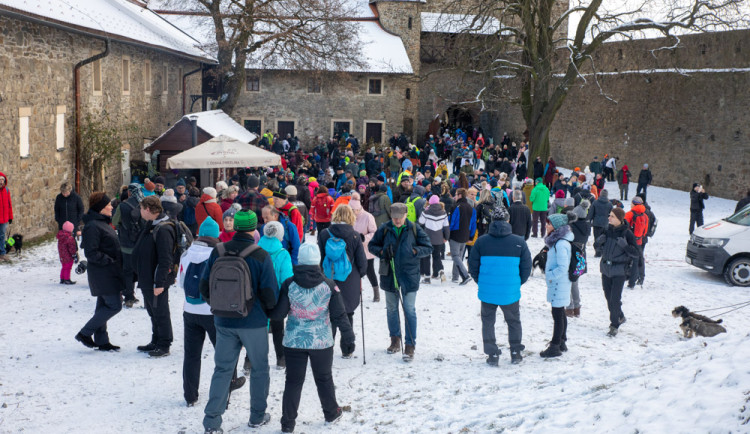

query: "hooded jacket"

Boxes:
[311, 192, 334, 223]
[544, 225, 574, 307]
[418, 203, 450, 245]
[589, 194, 613, 229]
[57, 229, 78, 263]
[81, 210, 124, 297]
[468, 221, 531, 306]
[269, 264, 354, 350]
[529, 183, 551, 212]
[0, 172, 13, 224]
[196, 194, 224, 231]
[258, 236, 294, 289]
[594, 223, 639, 277]
[318, 223, 368, 313]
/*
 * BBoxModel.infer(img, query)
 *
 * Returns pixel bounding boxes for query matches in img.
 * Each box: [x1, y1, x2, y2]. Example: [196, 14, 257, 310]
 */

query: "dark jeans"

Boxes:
[628, 244, 645, 287]
[602, 275, 626, 328]
[689, 210, 704, 234]
[481, 301, 523, 355]
[121, 252, 136, 301]
[618, 183, 628, 200]
[550, 307, 567, 346]
[420, 244, 444, 277]
[636, 184, 648, 201]
[141, 287, 173, 350]
[365, 258, 379, 288]
[183, 312, 239, 403]
[316, 221, 330, 232]
[532, 211, 548, 237]
[80, 295, 122, 345]
[281, 347, 339, 431]
[271, 319, 285, 360]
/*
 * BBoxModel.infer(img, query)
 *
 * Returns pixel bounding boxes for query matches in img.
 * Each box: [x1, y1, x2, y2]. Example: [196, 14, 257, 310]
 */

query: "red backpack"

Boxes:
[628, 211, 649, 245]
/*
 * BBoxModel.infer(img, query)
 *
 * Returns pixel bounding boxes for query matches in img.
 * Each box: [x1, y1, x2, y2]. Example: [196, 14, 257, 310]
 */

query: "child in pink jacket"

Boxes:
[57, 221, 78, 284]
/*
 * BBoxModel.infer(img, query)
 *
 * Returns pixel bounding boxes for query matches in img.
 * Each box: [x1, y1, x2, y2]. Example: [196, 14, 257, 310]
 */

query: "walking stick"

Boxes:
[360, 288, 366, 365]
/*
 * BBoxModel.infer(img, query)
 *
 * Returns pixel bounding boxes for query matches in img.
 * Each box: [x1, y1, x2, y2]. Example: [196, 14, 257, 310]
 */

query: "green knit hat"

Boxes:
[233, 210, 258, 232]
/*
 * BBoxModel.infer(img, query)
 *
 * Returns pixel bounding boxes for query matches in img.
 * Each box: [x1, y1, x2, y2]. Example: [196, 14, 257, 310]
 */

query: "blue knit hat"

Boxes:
[199, 216, 220, 238]
[298, 243, 321, 266]
[547, 213, 569, 230]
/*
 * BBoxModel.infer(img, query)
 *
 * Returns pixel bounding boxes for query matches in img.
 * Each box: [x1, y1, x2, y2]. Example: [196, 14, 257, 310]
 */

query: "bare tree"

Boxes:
[432, 0, 748, 160]
[156, 0, 366, 115]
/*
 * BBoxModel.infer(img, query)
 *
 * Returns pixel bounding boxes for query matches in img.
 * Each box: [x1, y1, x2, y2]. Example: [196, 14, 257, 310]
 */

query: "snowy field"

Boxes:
[1, 179, 749, 434]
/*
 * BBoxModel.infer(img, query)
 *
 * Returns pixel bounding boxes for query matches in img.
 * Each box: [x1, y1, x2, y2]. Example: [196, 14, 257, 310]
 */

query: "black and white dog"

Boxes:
[531, 246, 548, 276]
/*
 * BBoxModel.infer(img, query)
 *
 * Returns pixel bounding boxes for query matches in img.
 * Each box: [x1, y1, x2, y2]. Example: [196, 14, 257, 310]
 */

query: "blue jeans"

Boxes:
[385, 290, 417, 346]
[0, 222, 7, 255]
[203, 326, 270, 430]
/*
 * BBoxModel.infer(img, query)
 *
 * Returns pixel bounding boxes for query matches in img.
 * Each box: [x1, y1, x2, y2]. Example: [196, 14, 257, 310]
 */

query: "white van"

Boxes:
[686, 204, 750, 286]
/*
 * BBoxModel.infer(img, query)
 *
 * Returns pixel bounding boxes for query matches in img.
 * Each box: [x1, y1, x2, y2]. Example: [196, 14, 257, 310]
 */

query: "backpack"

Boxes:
[628, 211, 649, 245]
[566, 240, 587, 282]
[645, 209, 657, 238]
[183, 261, 207, 301]
[153, 220, 194, 279]
[369, 195, 384, 217]
[208, 243, 260, 318]
[406, 196, 419, 222]
[323, 236, 353, 281]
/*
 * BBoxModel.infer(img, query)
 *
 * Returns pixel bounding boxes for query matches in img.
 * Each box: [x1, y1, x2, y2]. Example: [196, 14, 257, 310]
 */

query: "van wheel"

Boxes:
[724, 257, 750, 287]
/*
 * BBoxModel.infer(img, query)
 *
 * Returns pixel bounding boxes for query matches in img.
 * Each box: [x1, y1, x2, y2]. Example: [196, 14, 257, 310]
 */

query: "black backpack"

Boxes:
[645, 209, 657, 238]
[153, 219, 194, 281]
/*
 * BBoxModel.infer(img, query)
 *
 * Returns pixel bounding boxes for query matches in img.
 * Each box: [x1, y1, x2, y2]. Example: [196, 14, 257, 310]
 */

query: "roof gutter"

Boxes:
[74, 39, 110, 193]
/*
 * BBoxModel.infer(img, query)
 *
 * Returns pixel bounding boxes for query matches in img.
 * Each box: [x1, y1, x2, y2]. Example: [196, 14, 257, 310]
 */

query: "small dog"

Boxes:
[672, 305, 722, 324]
[531, 246, 548, 276]
[680, 317, 727, 338]
[4, 234, 23, 256]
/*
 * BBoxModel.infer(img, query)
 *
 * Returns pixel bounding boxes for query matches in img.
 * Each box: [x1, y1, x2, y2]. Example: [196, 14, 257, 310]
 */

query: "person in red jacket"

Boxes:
[0, 172, 13, 261]
[273, 190, 304, 241]
[196, 187, 224, 232]
[624, 196, 649, 288]
[311, 186, 334, 234]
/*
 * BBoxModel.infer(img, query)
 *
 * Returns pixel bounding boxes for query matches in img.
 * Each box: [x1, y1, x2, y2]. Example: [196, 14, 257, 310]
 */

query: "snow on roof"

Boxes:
[0, 0, 208, 59]
[421, 12, 501, 35]
[191, 110, 257, 143]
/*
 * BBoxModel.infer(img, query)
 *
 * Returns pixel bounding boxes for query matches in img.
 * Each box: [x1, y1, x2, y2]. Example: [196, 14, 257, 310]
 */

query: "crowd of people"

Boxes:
[0, 124, 741, 434]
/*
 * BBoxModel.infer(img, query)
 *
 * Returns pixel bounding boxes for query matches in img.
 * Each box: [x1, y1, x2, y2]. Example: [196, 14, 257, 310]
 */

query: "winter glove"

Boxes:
[340, 340, 355, 356]
[8, 219, 11, 225]
[616, 237, 628, 249]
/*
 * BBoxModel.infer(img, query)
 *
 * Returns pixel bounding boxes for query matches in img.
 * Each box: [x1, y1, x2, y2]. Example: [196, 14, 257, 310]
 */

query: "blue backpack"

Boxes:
[323, 236, 352, 281]
[183, 261, 208, 302]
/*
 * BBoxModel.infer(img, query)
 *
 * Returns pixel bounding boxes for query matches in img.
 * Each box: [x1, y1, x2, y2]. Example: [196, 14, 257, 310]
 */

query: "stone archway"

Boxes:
[445, 105, 476, 130]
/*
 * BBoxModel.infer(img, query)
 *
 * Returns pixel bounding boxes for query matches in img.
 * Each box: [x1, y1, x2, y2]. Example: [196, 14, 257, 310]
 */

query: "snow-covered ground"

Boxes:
[1, 179, 748, 433]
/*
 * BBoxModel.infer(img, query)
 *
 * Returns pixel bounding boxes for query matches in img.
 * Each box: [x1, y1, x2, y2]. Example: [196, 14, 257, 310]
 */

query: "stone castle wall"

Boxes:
[0, 15, 201, 239]
[492, 29, 750, 200]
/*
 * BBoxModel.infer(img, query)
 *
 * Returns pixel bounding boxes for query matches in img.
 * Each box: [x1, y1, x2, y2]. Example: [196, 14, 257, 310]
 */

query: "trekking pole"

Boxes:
[390, 257, 415, 356]
[360, 288, 366, 365]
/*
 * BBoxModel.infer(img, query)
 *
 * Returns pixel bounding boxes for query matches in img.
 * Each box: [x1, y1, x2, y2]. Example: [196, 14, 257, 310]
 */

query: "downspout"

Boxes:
[74, 38, 110, 192]
[182, 65, 202, 115]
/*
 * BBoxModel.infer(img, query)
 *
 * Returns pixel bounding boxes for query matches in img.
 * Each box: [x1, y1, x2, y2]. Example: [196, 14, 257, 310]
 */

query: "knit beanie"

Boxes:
[612, 207, 626, 223]
[429, 195, 440, 205]
[160, 189, 177, 203]
[573, 199, 590, 220]
[492, 206, 510, 222]
[233, 210, 258, 232]
[263, 221, 284, 242]
[198, 216, 220, 238]
[555, 190, 566, 199]
[176, 178, 186, 187]
[62, 221, 74, 233]
[564, 197, 575, 207]
[298, 243, 321, 265]
[144, 181, 156, 192]
[600, 189, 609, 199]
[203, 187, 217, 198]
[285, 185, 298, 196]
[548, 212, 576, 230]
[632, 196, 644, 205]
[223, 203, 241, 220]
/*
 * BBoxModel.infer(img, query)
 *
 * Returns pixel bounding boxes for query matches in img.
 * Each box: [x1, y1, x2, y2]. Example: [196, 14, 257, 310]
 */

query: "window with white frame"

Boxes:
[56, 106, 66, 151]
[19, 107, 30, 157]
[122, 57, 131, 94]
[144, 60, 151, 94]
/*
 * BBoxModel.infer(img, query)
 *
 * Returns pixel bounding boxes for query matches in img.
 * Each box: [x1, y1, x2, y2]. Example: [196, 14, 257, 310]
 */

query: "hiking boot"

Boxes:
[560, 341, 568, 352]
[619, 315, 627, 325]
[230, 376, 246, 391]
[459, 276, 472, 286]
[60, 279, 65, 284]
[486, 354, 499, 366]
[451, 275, 459, 283]
[573, 307, 581, 317]
[403, 345, 415, 362]
[421, 276, 431, 284]
[438, 270, 446, 282]
[97, 343, 120, 352]
[607, 326, 618, 337]
[387, 336, 401, 354]
[204, 428, 223, 434]
[372, 286, 380, 302]
[325, 407, 343, 424]
[277, 356, 286, 368]
[137, 343, 157, 353]
[148, 348, 170, 358]
[510, 350, 523, 364]
[75, 332, 96, 348]
[62, 279, 76, 285]
[540, 344, 562, 358]
[124, 298, 139, 308]
[564, 308, 575, 318]
[310, 229, 316, 236]
[186, 399, 198, 407]
[248, 413, 271, 428]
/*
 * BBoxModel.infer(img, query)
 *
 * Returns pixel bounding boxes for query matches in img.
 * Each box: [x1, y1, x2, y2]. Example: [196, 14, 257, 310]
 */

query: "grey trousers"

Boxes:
[204, 326, 270, 430]
[449, 240, 468, 280]
[567, 280, 581, 309]
[481, 301, 523, 355]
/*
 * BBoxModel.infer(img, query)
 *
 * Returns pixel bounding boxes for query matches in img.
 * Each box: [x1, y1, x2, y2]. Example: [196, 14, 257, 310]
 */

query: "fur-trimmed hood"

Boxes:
[544, 224, 573, 248]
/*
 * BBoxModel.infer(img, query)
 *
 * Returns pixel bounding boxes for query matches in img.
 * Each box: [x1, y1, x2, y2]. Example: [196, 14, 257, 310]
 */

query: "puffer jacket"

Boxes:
[311, 192, 334, 223]
[318, 223, 368, 313]
[529, 183, 551, 212]
[544, 225, 573, 307]
[54, 191, 84, 229]
[0, 171, 13, 224]
[418, 203, 450, 245]
[353, 210, 378, 260]
[594, 223, 639, 277]
[369, 220, 433, 293]
[268, 264, 353, 350]
[468, 221, 531, 306]
[57, 230, 78, 263]
[589, 196, 613, 229]
[370, 192, 392, 228]
[196, 195, 224, 231]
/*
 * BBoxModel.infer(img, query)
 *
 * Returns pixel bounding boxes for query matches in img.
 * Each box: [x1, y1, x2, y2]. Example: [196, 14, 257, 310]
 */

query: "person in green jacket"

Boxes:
[529, 177, 551, 237]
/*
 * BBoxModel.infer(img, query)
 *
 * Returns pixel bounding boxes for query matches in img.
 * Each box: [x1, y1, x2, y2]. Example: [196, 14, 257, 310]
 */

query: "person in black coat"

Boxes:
[689, 183, 709, 234]
[533, 156, 545, 180]
[54, 182, 84, 232]
[75, 192, 123, 351]
[509, 190, 531, 240]
[133, 196, 176, 357]
[588, 189, 613, 255]
[636, 164, 653, 201]
[317, 205, 367, 353]
[593, 207, 639, 337]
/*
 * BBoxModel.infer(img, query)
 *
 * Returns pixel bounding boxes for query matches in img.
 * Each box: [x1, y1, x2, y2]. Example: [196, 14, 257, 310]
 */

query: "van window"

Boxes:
[726, 205, 750, 226]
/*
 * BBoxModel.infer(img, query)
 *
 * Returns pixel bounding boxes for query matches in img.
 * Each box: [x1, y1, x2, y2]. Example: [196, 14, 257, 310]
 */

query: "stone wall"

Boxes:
[492, 29, 750, 200]
[0, 15, 201, 239]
